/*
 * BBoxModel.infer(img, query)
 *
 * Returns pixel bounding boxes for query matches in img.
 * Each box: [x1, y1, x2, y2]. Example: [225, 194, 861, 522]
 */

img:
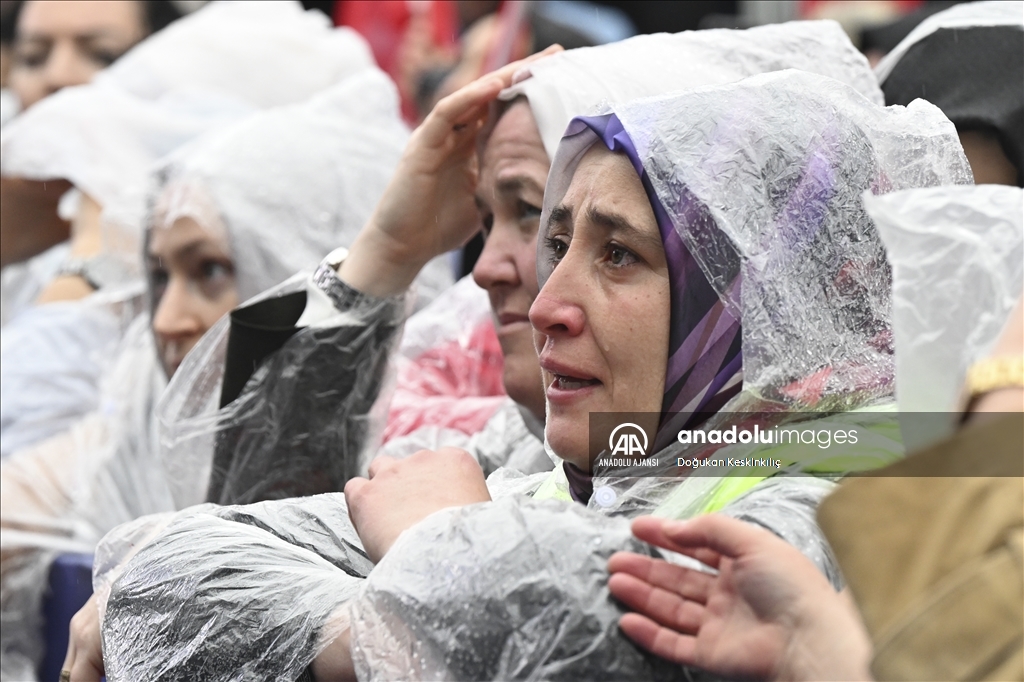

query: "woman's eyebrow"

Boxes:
[149, 238, 222, 262]
[585, 206, 662, 251]
[495, 174, 543, 197]
[14, 35, 51, 46]
[76, 31, 132, 45]
[546, 205, 572, 230]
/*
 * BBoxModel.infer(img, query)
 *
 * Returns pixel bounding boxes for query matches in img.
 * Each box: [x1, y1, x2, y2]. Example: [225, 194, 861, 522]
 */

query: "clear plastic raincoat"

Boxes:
[0, 67, 415, 680]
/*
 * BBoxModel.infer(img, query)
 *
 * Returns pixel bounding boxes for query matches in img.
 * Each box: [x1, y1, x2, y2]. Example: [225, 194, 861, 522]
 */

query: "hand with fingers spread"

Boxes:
[61, 594, 105, 682]
[338, 45, 562, 298]
[608, 515, 873, 682]
[345, 448, 491, 563]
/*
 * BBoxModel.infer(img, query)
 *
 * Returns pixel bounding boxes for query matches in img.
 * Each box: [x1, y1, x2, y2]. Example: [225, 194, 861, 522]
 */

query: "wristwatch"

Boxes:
[322, 246, 349, 271]
[311, 246, 376, 312]
[57, 253, 132, 290]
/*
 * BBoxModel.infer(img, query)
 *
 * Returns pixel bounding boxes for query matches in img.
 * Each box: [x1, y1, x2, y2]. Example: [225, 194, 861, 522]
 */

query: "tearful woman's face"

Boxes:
[530, 145, 670, 470]
[147, 216, 238, 378]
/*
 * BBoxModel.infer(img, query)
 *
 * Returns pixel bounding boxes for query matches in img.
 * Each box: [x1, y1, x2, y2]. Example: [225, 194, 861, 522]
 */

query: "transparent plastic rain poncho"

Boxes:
[0, 0, 374, 214]
[2, 7, 384, 678]
[0, 69, 419, 680]
[0, 0, 376, 330]
[95, 71, 969, 681]
[379, 275, 551, 477]
[863, 185, 1024, 450]
[0, 0, 380, 464]
[0, 285, 147, 459]
[1, 309, 167, 682]
[382, 276, 507, 445]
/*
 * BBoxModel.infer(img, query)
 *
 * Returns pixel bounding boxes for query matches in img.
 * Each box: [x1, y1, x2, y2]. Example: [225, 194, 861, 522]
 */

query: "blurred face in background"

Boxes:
[147, 216, 238, 378]
[472, 99, 549, 421]
[9, 0, 146, 109]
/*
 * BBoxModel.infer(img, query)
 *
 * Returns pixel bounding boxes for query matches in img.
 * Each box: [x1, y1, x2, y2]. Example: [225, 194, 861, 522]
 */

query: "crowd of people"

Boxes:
[0, 1, 1021, 681]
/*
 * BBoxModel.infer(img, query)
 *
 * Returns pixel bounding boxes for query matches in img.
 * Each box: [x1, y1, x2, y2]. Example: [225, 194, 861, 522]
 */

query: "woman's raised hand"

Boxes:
[338, 45, 562, 298]
[608, 515, 873, 682]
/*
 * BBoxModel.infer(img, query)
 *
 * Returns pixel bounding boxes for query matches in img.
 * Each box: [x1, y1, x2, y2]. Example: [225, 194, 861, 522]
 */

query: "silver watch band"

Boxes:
[57, 254, 131, 290]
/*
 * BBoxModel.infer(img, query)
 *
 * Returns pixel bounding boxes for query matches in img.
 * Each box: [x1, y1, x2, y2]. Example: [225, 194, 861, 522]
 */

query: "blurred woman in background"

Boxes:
[0, 66, 418, 681]
[6, 0, 181, 112]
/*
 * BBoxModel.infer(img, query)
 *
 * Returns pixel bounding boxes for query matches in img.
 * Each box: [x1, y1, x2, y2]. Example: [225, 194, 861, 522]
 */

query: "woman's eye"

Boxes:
[14, 47, 48, 68]
[518, 201, 542, 221]
[607, 244, 638, 267]
[87, 48, 122, 67]
[194, 260, 235, 300]
[545, 236, 569, 263]
[200, 260, 233, 281]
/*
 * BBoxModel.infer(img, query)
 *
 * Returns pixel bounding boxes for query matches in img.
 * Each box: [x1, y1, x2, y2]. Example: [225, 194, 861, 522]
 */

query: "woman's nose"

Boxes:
[529, 264, 586, 338]
[152, 279, 203, 342]
[42, 41, 95, 96]
[472, 224, 523, 292]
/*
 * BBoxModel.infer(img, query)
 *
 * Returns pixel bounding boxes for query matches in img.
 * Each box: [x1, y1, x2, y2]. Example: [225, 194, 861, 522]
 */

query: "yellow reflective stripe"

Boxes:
[663, 405, 905, 518]
[698, 475, 768, 514]
[532, 467, 572, 502]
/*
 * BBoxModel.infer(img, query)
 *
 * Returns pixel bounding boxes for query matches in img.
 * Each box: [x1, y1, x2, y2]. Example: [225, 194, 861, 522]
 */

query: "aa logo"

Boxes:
[608, 423, 648, 457]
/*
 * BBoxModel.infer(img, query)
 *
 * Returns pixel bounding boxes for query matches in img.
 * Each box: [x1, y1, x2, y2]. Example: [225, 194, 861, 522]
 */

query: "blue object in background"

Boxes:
[39, 552, 94, 682]
[535, 1, 637, 44]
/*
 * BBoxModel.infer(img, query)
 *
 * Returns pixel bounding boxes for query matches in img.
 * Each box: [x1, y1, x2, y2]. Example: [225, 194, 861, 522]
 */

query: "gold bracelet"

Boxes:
[965, 356, 1024, 397]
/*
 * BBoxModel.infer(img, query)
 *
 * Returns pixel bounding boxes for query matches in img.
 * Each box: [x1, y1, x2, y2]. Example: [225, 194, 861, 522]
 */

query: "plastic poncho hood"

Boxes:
[146, 69, 409, 301]
[0, 0, 376, 216]
[864, 185, 1023, 450]
[500, 19, 883, 160]
[539, 70, 972, 449]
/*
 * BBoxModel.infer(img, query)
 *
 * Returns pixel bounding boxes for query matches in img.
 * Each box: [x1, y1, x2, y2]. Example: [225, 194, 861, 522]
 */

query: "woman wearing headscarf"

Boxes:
[876, 0, 1023, 186]
[86, 63, 968, 681]
[0, 68, 420, 681]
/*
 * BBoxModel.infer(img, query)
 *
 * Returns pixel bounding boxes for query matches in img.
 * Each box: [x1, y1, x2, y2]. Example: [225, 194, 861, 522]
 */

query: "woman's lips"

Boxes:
[540, 357, 602, 404]
[496, 311, 531, 335]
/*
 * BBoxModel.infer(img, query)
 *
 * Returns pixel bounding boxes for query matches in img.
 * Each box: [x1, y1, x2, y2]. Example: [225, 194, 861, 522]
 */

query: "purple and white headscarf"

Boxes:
[551, 113, 744, 431]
